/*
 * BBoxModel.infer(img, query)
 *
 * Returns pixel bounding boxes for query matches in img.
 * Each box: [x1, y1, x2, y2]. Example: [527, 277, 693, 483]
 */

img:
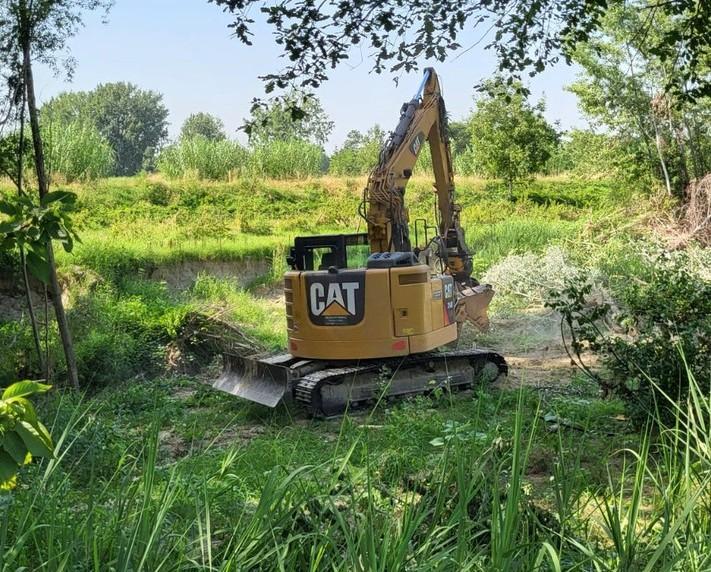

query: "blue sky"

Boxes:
[34, 0, 587, 152]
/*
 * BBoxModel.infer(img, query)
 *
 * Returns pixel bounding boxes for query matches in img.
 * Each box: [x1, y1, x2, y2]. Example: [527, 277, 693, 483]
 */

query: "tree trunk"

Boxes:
[651, 116, 672, 196]
[668, 117, 688, 192]
[19, 249, 44, 372]
[15, 87, 45, 374]
[684, 115, 707, 180]
[23, 39, 80, 390]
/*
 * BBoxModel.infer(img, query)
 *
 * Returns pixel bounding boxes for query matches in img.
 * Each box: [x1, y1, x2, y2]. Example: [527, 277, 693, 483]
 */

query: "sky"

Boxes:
[34, 0, 588, 152]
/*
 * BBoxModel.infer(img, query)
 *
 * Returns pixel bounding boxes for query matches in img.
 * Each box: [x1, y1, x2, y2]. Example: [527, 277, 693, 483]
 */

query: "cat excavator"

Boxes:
[214, 68, 507, 416]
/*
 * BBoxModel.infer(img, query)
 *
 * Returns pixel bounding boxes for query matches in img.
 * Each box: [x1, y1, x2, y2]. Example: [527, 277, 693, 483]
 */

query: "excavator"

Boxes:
[214, 68, 507, 416]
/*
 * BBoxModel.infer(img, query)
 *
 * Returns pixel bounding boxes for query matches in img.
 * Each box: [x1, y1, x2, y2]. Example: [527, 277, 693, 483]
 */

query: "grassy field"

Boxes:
[1, 174, 709, 570]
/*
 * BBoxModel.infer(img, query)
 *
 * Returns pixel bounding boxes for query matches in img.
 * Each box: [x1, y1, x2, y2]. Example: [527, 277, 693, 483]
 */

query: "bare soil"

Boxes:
[461, 306, 591, 390]
[149, 258, 270, 291]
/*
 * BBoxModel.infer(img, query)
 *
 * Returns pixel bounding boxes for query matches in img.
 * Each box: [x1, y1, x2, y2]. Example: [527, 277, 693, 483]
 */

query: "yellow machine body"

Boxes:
[284, 265, 458, 360]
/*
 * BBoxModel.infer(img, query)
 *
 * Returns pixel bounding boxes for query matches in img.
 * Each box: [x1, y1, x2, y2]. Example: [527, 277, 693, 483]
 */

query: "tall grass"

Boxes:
[246, 139, 325, 179]
[157, 138, 325, 181]
[42, 120, 115, 182]
[157, 137, 249, 180]
[3, 363, 708, 570]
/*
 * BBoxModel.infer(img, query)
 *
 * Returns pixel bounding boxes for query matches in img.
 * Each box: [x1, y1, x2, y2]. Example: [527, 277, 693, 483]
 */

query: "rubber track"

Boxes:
[294, 349, 507, 417]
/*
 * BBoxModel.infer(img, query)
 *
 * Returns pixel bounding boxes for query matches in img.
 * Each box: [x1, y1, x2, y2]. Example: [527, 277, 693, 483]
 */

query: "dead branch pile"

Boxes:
[166, 311, 262, 371]
[680, 173, 711, 246]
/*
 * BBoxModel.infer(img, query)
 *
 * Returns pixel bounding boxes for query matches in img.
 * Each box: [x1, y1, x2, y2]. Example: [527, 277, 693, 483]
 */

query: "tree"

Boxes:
[0, 0, 113, 390]
[448, 120, 473, 158]
[329, 125, 386, 175]
[469, 79, 558, 194]
[545, 129, 642, 180]
[180, 112, 226, 141]
[246, 91, 334, 146]
[210, 0, 710, 103]
[43, 82, 169, 176]
[569, 4, 711, 196]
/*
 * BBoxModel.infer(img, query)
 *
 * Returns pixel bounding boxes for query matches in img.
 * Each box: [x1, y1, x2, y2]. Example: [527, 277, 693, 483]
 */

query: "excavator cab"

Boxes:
[287, 233, 369, 271]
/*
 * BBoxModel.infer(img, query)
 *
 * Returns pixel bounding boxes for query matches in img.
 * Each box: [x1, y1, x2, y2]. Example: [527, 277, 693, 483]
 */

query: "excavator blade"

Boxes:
[214, 353, 289, 407]
[457, 284, 495, 332]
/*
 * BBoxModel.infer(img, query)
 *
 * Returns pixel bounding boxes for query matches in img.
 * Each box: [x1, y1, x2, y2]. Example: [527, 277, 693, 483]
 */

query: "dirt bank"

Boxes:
[149, 258, 270, 291]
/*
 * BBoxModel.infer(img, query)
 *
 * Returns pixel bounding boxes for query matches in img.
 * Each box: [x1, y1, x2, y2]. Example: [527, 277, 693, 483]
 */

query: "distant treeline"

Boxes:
[2, 60, 709, 195]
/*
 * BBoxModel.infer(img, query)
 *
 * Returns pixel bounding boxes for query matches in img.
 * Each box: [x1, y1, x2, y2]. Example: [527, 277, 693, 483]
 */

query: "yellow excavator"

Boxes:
[215, 68, 507, 416]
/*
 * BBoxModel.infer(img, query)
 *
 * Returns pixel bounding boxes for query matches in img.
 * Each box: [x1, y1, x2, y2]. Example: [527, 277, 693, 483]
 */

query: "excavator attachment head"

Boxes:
[456, 284, 495, 332]
[214, 353, 288, 407]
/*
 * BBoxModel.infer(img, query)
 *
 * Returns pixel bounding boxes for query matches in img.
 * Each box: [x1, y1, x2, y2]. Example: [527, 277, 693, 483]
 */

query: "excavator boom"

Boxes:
[363, 67, 492, 327]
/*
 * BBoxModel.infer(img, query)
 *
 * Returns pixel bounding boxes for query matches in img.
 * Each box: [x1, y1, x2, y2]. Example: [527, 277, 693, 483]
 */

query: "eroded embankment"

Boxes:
[147, 258, 270, 292]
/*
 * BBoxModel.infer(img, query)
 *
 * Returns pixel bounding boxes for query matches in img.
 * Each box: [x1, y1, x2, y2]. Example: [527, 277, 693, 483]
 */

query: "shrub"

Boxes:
[547, 250, 711, 423]
[144, 181, 172, 206]
[0, 321, 40, 384]
[70, 282, 192, 387]
[483, 246, 603, 309]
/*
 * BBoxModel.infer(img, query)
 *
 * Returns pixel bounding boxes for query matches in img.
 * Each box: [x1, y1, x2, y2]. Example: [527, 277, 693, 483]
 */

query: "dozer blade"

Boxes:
[457, 284, 495, 332]
[214, 353, 289, 407]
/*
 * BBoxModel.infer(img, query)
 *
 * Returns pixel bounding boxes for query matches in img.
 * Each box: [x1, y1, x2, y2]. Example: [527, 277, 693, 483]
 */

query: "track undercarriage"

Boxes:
[215, 349, 508, 417]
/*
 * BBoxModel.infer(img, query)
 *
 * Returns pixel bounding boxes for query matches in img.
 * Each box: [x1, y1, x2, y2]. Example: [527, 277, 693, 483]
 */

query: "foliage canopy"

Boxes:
[180, 112, 226, 141]
[469, 79, 558, 190]
[42, 83, 169, 176]
[246, 91, 334, 146]
[210, 0, 710, 102]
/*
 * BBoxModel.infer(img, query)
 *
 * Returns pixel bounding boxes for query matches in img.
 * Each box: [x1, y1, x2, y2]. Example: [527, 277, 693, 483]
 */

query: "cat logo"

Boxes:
[306, 271, 366, 326]
[409, 131, 426, 156]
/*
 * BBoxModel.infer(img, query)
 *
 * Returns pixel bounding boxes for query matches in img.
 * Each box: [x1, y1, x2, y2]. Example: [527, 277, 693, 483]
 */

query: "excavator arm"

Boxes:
[362, 68, 493, 330]
[363, 68, 474, 284]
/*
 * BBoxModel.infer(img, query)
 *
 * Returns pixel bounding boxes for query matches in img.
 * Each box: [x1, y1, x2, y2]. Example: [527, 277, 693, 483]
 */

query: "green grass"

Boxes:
[4, 173, 701, 570]
[5, 174, 623, 282]
[4, 360, 708, 569]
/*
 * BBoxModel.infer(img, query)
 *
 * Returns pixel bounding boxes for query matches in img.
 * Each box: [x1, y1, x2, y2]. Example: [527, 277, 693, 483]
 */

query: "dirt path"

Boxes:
[460, 307, 586, 390]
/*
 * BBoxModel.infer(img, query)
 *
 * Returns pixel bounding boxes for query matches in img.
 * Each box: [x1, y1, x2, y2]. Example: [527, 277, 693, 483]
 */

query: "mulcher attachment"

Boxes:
[214, 349, 507, 417]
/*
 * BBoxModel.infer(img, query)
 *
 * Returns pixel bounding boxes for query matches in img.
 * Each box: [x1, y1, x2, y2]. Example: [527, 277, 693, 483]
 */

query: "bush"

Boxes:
[144, 181, 172, 206]
[70, 281, 191, 387]
[547, 250, 711, 423]
[483, 246, 602, 309]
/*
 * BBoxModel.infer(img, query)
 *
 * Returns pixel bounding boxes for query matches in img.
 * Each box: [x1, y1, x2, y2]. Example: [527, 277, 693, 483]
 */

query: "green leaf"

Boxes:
[0, 221, 21, 235]
[15, 421, 53, 458]
[40, 190, 76, 207]
[0, 200, 17, 216]
[2, 432, 28, 465]
[2, 380, 51, 401]
[25, 249, 50, 284]
[0, 450, 19, 486]
[11, 398, 38, 425]
[61, 232, 75, 253]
